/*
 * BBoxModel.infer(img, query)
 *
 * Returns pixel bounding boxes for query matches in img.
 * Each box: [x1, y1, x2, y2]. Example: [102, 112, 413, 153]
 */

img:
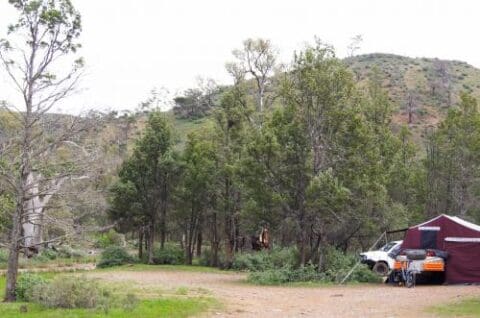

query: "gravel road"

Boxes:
[89, 269, 480, 318]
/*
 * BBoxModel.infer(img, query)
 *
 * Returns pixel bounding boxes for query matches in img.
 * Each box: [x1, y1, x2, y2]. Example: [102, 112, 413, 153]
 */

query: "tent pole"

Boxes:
[339, 231, 386, 285]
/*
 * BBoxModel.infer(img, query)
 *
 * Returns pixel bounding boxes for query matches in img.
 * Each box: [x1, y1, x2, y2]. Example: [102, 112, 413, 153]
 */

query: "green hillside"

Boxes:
[346, 53, 480, 126]
[169, 54, 480, 146]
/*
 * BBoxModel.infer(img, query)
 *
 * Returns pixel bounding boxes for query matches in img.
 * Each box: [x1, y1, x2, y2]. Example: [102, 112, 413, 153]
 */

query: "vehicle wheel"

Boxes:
[406, 272, 416, 288]
[372, 262, 389, 276]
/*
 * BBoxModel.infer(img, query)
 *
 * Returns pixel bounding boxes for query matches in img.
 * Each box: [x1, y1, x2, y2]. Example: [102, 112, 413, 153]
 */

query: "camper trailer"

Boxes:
[391, 214, 480, 285]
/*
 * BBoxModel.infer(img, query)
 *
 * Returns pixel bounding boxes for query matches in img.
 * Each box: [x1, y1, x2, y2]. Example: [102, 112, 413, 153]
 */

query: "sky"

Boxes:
[0, 0, 479, 114]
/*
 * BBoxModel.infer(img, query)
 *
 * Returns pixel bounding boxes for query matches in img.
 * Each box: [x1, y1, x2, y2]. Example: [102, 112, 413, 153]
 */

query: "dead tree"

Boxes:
[406, 91, 417, 124]
[0, 0, 86, 301]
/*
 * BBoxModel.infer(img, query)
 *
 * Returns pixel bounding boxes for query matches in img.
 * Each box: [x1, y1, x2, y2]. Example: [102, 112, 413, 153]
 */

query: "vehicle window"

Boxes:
[381, 242, 396, 252]
[388, 245, 401, 258]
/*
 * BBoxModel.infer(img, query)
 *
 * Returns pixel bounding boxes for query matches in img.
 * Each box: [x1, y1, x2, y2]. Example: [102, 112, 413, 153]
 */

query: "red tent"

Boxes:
[401, 214, 480, 284]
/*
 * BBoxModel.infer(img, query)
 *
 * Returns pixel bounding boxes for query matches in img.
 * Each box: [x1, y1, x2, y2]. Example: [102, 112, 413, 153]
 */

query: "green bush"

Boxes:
[15, 274, 47, 301]
[232, 247, 297, 271]
[95, 229, 126, 248]
[29, 276, 134, 311]
[321, 247, 382, 283]
[232, 252, 272, 271]
[39, 249, 58, 260]
[247, 247, 381, 285]
[57, 246, 87, 259]
[151, 244, 184, 265]
[349, 265, 382, 283]
[248, 264, 323, 285]
[97, 246, 134, 268]
[0, 248, 8, 263]
[198, 248, 228, 268]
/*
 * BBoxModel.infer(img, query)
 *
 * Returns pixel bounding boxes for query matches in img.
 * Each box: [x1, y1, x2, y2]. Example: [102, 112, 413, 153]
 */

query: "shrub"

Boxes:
[232, 247, 298, 271]
[97, 246, 134, 268]
[247, 247, 381, 285]
[30, 276, 112, 310]
[198, 248, 228, 268]
[151, 244, 184, 265]
[321, 247, 382, 283]
[267, 247, 298, 268]
[95, 229, 125, 248]
[0, 248, 8, 263]
[15, 274, 47, 301]
[19, 275, 139, 312]
[248, 265, 323, 285]
[57, 246, 87, 259]
[349, 265, 382, 283]
[232, 252, 272, 271]
[39, 248, 58, 260]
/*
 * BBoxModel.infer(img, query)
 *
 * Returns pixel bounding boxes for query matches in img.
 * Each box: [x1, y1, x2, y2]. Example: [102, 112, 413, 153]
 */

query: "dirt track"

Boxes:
[89, 269, 480, 317]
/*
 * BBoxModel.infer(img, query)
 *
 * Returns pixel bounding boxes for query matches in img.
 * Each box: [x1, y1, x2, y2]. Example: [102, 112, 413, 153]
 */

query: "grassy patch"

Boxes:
[0, 298, 216, 318]
[0, 273, 57, 299]
[0, 256, 96, 270]
[428, 298, 480, 317]
[0, 271, 219, 318]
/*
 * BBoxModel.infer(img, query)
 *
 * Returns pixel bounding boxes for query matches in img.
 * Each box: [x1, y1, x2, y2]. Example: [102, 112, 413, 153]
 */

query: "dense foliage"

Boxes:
[107, 39, 480, 279]
[97, 246, 135, 268]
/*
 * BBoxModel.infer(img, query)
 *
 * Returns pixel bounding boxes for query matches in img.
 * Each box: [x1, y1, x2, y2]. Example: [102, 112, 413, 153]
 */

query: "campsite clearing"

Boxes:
[89, 265, 480, 317]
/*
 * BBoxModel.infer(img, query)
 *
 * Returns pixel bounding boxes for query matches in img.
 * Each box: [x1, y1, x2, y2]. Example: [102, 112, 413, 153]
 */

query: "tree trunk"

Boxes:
[160, 180, 168, 249]
[138, 227, 144, 260]
[22, 173, 66, 256]
[185, 229, 193, 265]
[185, 224, 194, 265]
[211, 212, 219, 267]
[298, 234, 306, 267]
[196, 231, 202, 257]
[5, 103, 33, 301]
[298, 213, 307, 267]
[224, 177, 234, 268]
[4, 204, 22, 301]
[317, 228, 327, 271]
[147, 221, 155, 264]
[22, 173, 43, 255]
[22, 198, 43, 256]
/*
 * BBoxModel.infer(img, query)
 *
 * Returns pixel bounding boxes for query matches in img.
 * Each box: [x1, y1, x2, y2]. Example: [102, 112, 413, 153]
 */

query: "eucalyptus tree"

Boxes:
[228, 38, 278, 114]
[0, 0, 86, 301]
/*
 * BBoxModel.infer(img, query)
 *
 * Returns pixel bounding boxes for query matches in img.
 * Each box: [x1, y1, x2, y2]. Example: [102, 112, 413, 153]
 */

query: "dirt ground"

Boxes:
[89, 269, 480, 318]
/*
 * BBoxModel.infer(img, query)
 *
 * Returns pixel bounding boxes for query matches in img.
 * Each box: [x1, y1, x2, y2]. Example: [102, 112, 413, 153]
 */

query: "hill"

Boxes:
[169, 54, 480, 146]
[345, 53, 480, 129]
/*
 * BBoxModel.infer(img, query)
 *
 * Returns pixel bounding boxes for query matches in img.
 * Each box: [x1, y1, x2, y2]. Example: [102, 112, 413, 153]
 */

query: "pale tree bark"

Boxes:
[230, 38, 277, 114]
[22, 173, 67, 254]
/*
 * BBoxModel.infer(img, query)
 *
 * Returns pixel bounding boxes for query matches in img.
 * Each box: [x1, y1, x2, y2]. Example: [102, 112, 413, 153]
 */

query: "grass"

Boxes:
[0, 298, 216, 318]
[428, 298, 480, 317]
[0, 268, 219, 318]
[98, 264, 226, 274]
[0, 256, 96, 270]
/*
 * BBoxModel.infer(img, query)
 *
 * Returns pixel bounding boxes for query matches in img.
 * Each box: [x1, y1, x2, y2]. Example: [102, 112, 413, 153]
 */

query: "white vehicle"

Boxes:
[360, 240, 403, 276]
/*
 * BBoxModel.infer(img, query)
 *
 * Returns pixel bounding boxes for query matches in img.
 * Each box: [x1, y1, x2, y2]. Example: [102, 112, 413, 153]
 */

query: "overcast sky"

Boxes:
[0, 0, 479, 114]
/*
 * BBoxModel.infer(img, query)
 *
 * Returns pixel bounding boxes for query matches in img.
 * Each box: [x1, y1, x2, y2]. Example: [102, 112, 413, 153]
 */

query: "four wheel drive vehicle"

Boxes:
[360, 240, 403, 276]
[390, 249, 448, 287]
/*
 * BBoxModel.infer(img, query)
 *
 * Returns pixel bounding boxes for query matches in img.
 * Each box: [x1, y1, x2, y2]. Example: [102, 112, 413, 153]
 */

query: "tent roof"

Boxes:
[412, 214, 480, 232]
